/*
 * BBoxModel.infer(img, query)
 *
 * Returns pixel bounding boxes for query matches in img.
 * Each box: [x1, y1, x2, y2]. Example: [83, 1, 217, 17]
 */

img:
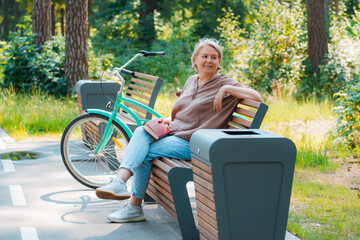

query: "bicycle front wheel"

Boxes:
[60, 113, 130, 189]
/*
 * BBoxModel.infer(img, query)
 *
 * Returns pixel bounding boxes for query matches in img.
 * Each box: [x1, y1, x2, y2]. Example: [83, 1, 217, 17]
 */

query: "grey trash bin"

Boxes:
[76, 80, 120, 112]
[190, 129, 296, 240]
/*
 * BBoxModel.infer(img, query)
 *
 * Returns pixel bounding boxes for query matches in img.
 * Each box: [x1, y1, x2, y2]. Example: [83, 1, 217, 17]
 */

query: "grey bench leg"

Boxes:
[168, 167, 199, 240]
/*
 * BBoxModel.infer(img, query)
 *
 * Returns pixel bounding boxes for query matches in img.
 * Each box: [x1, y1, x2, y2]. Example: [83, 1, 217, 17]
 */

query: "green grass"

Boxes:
[263, 95, 334, 123]
[0, 88, 78, 141]
[288, 170, 360, 240]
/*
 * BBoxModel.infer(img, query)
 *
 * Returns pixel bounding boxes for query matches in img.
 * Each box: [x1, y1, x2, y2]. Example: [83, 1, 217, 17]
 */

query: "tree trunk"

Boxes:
[13, 0, 19, 31]
[139, 0, 156, 45]
[4, 0, 9, 41]
[51, 1, 56, 36]
[306, 0, 328, 71]
[61, 7, 65, 36]
[32, 0, 52, 46]
[65, 0, 89, 94]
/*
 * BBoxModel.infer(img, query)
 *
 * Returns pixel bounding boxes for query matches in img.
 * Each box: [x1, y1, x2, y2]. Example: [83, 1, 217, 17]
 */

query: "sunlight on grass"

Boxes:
[263, 95, 334, 123]
[0, 88, 78, 141]
[288, 170, 360, 240]
[154, 93, 176, 117]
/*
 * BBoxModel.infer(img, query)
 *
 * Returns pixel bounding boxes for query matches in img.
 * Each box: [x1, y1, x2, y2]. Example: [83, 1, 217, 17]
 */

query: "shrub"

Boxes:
[333, 79, 360, 150]
[216, 1, 307, 95]
[0, 17, 115, 97]
[1, 27, 41, 92]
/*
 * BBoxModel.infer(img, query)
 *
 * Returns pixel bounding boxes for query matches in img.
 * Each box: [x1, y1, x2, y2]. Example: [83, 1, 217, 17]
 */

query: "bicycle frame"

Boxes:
[89, 51, 165, 154]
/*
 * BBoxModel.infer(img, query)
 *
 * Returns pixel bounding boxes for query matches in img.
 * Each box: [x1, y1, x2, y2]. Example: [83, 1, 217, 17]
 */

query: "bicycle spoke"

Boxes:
[61, 113, 130, 188]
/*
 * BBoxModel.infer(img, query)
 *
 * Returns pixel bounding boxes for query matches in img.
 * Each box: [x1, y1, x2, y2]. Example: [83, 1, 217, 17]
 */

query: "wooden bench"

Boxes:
[145, 99, 269, 240]
[77, 71, 164, 128]
[118, 71, 164, 131]
[76, 72, 164, 170]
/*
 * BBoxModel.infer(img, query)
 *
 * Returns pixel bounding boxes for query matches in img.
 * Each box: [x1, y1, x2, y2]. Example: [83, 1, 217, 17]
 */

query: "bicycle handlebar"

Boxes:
[109, 50, 165, 86]
[138, 50, 166, 57]
[120, 69, 134, 76]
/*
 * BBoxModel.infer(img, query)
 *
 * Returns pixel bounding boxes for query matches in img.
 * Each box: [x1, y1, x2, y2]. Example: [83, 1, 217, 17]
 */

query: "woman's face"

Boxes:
[194, 45, 221, 77]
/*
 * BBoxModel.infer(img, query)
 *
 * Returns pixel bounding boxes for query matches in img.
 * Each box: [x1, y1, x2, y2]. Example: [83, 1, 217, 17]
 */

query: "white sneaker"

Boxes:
[95, 178, 131, 200]
[107, 203, 146, 223]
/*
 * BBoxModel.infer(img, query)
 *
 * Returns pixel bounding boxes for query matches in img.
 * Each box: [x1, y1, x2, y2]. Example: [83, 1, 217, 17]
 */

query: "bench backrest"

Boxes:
[122, 71, 164, 120]
[227, 99, 268, 129]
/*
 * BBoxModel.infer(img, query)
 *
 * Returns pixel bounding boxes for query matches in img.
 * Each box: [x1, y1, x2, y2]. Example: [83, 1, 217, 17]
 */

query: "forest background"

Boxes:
[0, 0, 360, 239]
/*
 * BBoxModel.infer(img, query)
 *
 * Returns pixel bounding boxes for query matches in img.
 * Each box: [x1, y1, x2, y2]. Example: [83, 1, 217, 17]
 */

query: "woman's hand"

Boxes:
[213, 85, 262, 112]
[213, 86, 228, 112]
[158, 117, 171, 125]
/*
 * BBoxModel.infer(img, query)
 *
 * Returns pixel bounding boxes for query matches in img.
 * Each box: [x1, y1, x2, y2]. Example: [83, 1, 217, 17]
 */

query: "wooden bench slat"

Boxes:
[198, 216, 219, 239]
[200, 231, 216, 240]
[160, 157, 182, 168]
[231, 116, 252, 128]
[192, 159, 212, 174]
[235, 107, 256, 118]
[197, 208, 218, 230]
[123, 102, 147, 116]
[130, 77, 155, 88]
[133, 71, 159, 82]
[192, 165, 213, 184]
[146, 184, 177, 217]
[151, 167, 170, 184]
[175, 160, 192, 168]
[125, 96, 149, 108]
[195, 190, 216, 211]
[148, 178, 173, 202]
[126, 89, 151, 102]
[162, 158, 192, 169]
[193, 180, 214, 200]
[150, 174, 172, 193]
[193, 174, 214, 192]
[152, 159, 172, 173]
[180, 159, 193, 168]
[128, 83, 152, 95]
[117, 112, 137, 125]
[196, 200, 217, 222]
[240, 98, 260, 108]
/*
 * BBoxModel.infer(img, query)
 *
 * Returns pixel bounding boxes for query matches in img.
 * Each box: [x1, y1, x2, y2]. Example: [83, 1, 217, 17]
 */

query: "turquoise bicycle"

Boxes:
[60, 51, 166, 189]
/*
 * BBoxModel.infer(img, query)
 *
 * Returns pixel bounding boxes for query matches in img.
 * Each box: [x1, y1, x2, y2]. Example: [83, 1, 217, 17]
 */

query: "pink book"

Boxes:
[143, 118, 171, 140]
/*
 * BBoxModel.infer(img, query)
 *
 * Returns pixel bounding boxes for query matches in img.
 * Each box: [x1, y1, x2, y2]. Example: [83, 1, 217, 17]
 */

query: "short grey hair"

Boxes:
[191, 39, 223, 72]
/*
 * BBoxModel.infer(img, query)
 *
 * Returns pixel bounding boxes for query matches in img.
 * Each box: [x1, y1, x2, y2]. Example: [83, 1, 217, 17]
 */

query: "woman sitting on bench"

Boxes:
[95, 38, 262, 223]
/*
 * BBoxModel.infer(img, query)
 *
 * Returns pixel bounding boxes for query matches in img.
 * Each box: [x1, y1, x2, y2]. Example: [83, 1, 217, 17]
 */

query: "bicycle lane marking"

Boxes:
[9, 185, 27, 206]
[20, 227, 39, 240]
[2, 159, 15, 172]
[5, 168, 39, 239]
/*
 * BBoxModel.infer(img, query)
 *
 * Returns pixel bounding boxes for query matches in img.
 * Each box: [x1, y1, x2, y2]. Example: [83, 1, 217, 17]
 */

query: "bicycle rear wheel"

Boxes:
[60, 113, 130, 189]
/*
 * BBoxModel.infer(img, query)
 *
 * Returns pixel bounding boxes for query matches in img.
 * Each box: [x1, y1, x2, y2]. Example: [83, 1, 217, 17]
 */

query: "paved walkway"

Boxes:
[0, 128, 300, 240]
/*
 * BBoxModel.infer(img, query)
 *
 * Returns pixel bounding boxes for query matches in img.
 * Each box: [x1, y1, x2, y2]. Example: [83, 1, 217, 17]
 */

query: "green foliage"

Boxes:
[327, 9, 360, 150]
[0, 18, 67, 97]
[90, 0, 140, 53]
[1, 17, 115, 97]
[32, 36, 67, 97]
[217, 1, 307, 95]
[127, 39, 195, 92]
[1, 24, 41, 92]
[298, 7, 360, 99]
[333, 79, 360, 150]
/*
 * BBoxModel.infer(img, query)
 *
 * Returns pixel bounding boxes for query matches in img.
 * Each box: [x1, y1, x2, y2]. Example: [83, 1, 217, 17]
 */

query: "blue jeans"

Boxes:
[120, 127, 191, 199]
